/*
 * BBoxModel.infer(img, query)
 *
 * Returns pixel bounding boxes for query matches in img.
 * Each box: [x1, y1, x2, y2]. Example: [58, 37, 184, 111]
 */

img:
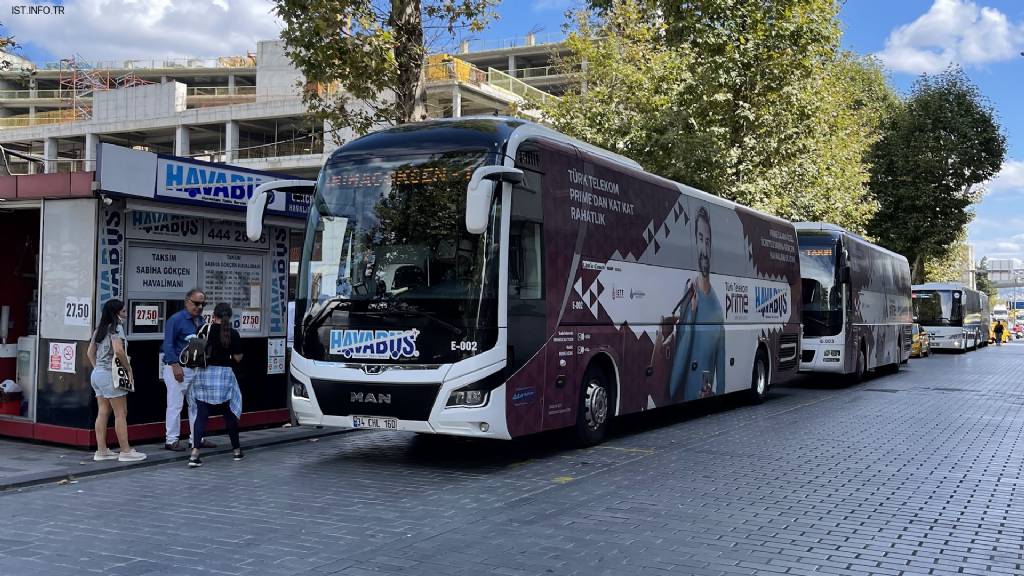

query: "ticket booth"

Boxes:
[0, 146, 307, 446]
[0, 172, 95, 442]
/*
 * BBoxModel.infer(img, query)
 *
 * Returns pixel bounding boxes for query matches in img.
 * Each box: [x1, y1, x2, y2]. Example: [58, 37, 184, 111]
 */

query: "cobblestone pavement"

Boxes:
[2, 344, 1022, 576]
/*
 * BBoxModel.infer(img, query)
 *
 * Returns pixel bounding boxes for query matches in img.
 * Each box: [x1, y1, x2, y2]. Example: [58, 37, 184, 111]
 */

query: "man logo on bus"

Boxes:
[653, 206, 727, 402]
[329, 329, 420, 360]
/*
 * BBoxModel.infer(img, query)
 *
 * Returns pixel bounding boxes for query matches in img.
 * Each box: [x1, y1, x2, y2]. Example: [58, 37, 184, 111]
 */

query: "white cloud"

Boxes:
[986, 160, 1024, 195]
[2, 0, 283, 62]
[876, 0, 1024, 74]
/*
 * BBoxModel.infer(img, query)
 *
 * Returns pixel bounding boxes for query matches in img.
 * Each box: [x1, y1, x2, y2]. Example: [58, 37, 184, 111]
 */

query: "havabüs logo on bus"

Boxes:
[130, 211, 200, 237]
[330, 329, 420, 360]
[164, 162, 271, 204]
[754, 286, 789, 319]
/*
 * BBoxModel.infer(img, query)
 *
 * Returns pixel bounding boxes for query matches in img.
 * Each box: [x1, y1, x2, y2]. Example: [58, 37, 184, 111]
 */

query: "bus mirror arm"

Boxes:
[466, 166, 524, 234]
[246, 179, 316, 241]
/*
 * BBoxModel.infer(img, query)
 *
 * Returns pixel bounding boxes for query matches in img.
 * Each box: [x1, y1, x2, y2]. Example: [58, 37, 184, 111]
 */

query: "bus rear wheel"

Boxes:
[574, 365, 612, 446]
[881, 338, 902, 374]
[747, 349, 769, 404]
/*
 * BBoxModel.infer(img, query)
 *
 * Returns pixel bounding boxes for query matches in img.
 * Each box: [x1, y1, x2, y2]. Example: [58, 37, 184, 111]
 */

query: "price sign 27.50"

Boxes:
[64, 297, 92, 327]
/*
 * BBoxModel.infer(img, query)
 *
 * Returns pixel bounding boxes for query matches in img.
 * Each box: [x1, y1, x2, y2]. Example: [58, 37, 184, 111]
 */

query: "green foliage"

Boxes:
[867, 68, 1006, 283]
[545, 0, 896, 233]
[923, 233, 969, 284]
[0, 22, 17, 71]
[274, 0, 497, 138]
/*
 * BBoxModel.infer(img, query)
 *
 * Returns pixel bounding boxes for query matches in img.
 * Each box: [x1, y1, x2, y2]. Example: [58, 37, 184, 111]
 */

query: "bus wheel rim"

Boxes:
[585, 380, 608, 430]
[755, 359, 767, 395]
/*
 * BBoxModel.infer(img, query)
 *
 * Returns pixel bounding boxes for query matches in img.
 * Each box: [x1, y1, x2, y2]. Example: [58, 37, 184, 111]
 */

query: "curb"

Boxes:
[0, 426, 351, 493]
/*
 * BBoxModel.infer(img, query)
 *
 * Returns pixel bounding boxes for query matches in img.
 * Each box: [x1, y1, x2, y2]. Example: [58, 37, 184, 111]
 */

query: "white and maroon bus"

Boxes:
[796, 223, 912, 380]
[247, 118, 801, 443]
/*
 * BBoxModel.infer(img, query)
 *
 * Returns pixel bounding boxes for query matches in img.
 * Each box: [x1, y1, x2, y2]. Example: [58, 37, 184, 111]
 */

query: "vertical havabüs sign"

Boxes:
[96, 203, 124, 315]
[269, 227, 289, 336]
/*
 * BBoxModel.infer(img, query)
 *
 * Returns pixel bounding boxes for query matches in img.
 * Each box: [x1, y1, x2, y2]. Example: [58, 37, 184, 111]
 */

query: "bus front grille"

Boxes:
[310, 379, 441, 421]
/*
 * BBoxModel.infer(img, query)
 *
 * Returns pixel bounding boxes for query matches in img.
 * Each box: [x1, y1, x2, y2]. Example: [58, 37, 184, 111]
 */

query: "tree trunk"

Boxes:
[911, 254, 925, 284]
[390, 0, 426, 124]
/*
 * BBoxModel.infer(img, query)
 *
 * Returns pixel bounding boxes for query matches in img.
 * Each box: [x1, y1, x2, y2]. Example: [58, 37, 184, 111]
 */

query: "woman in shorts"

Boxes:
[86, 299, 146, 462]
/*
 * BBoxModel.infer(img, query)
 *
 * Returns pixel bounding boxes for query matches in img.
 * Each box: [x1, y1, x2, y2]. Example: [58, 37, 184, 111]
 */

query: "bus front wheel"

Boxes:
[574, 365, 612, 446]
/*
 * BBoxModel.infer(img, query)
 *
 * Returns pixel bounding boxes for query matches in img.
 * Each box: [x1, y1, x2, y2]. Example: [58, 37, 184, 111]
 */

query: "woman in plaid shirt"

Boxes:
[188, 303, 244, 468]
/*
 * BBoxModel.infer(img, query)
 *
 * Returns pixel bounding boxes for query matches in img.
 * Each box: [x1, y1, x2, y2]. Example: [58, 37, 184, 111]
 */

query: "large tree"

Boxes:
[543, 0, 896, 232]
[274, 0, 496, 139]
[867, 68, 1006, 283]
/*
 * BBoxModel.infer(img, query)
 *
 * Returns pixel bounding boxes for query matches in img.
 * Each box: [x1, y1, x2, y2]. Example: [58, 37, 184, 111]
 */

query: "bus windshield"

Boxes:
[799, 234, 843, 337]
[913, 290, 962, 327]
[295, 151, 502, 364]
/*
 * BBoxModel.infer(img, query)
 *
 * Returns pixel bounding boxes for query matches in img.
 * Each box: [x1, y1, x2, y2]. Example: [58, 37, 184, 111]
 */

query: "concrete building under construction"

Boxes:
[0, 35, 570, 178]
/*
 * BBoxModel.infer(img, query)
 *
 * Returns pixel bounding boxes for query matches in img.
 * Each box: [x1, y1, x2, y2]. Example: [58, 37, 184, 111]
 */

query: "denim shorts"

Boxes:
[90, 368, 128, 399]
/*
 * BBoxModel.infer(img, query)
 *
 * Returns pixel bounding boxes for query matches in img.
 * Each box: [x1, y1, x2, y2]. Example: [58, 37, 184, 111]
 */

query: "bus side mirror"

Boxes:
[246, 190, 271, 242]
[466, 166, 524, 234]
[246, 180, 316, 241]
[841, 265, 851, 284]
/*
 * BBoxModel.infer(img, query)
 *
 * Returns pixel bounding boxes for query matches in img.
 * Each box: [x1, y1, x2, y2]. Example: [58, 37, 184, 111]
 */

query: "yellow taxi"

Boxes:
[911, 324, 931, 358]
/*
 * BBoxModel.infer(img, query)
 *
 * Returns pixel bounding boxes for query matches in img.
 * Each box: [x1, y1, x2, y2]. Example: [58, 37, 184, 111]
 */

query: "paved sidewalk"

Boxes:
[0, 424, 347, 492]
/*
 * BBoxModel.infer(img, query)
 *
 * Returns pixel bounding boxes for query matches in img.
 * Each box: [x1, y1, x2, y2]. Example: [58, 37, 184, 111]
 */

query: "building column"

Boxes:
[450, 86, 461, 118]
[28, 105, 36, 119]
[225, 120, 239, 162]
[175, 125, 190, 157]
[228, 74, 236, 95]
[160, 75, 168, 84]
[507, 55, 517, 77]
[43, 137, 58, 174]
[85, 133, 99, 171]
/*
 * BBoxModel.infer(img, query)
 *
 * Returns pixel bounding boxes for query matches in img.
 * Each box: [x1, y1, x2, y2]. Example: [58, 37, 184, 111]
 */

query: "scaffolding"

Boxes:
[57, 55, 154, 120]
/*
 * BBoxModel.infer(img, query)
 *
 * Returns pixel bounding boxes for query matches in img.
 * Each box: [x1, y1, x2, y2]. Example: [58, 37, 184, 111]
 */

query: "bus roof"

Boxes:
[330, 116, 643, 170]
[794, 222, 909, 263]
[330, 117, 789, 227]
[912, 282, 977, 291]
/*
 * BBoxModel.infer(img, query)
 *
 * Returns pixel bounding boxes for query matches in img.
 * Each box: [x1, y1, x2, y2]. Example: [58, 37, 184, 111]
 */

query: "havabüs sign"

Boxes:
[156, 157, 305, 217]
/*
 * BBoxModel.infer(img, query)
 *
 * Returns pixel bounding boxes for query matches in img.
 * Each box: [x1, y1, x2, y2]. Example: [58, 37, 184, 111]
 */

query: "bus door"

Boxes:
[505, 162, 554, 431]
[841, 238, 863, 372]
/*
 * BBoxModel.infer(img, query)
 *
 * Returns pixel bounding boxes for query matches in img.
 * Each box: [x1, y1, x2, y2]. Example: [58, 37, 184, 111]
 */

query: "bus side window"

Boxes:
[510, 221, 543, 299]
[509, 171, 544, 301]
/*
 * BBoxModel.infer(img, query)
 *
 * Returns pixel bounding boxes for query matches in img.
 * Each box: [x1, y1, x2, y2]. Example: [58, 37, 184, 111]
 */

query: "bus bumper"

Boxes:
[928, 336, 966, 350]
[798, 341, 846, 373]
[289, 366, 512, 440]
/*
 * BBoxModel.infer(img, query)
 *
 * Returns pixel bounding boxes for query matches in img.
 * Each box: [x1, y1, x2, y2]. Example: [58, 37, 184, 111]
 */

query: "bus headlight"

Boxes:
[291, 376, 309, 399]
[446, 388, 488, 407]
[444, 370, 505, 408]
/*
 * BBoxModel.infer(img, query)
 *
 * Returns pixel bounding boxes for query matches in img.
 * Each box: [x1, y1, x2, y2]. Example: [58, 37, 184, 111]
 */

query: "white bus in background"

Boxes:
[912, 283, 987, 352]
[796, 223, 912, 381]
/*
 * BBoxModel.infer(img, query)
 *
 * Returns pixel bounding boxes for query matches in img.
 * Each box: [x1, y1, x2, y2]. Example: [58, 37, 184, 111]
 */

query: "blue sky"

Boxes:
[480, 0, 1024, 263]
[3, 0, 1022, 263]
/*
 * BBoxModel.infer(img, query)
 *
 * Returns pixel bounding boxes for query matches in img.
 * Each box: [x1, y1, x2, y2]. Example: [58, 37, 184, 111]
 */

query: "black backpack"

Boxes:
[179, 323, 212, 368]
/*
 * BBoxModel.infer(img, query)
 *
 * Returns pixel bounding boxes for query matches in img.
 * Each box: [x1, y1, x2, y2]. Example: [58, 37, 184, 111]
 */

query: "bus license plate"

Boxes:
[352, 416, 398, 430]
